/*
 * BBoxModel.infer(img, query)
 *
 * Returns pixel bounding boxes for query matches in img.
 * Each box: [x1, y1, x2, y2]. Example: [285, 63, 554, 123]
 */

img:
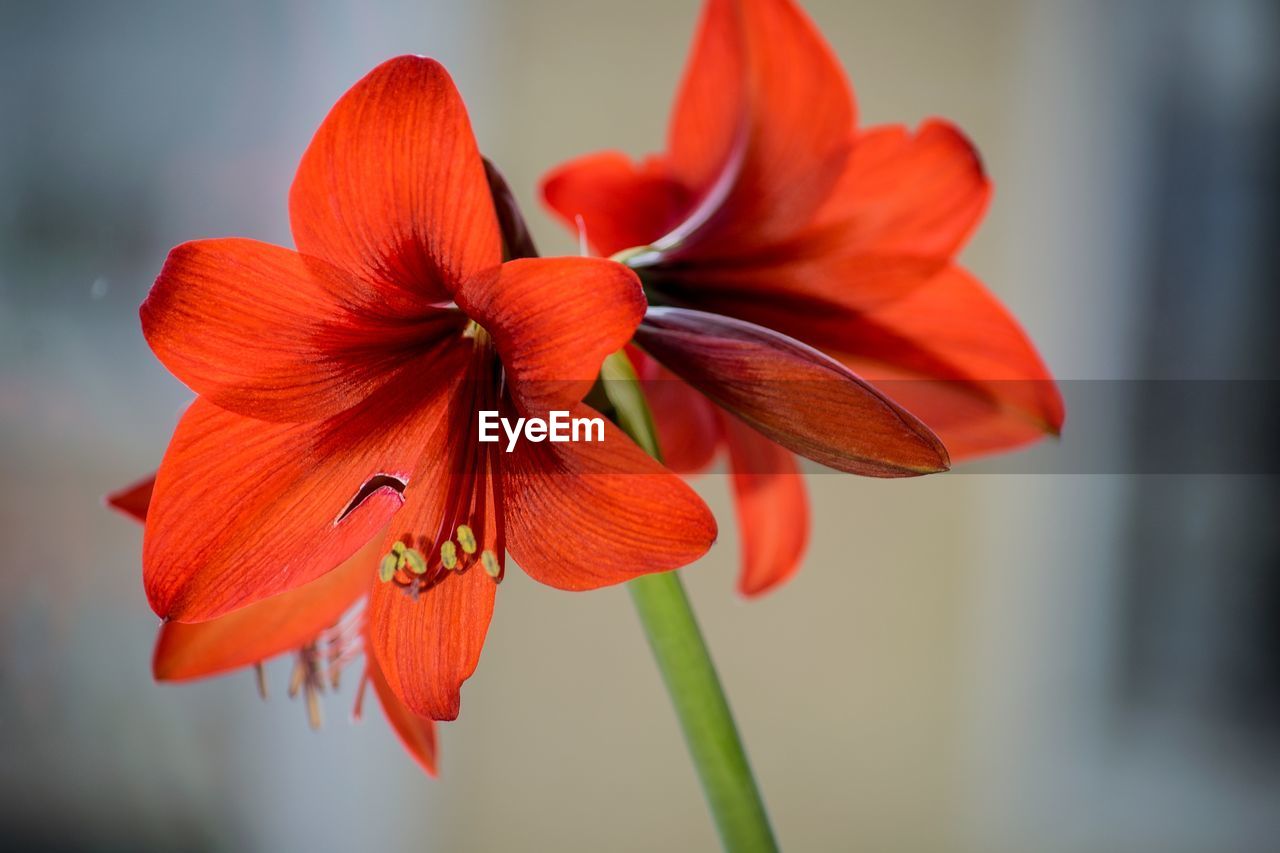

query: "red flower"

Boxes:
[541, 0, 1063, 596]
[137, 57, 716, 721]
[111, 480, 439, 775]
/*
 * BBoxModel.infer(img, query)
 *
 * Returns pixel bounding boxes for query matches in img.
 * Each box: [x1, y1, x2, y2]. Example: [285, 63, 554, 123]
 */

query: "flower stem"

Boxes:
[627, 573, 778, 852]
[602, 353, 778, 853]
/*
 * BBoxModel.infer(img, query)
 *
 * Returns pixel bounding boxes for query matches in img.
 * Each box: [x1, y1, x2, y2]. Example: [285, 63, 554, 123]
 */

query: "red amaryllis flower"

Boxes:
[138, 56, 715, 721]
[541, 0, 1063, 596]
[110, 479, 439, 775]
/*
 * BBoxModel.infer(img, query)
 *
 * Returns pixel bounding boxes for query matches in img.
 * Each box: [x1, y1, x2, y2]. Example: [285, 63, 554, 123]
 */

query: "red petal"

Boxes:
[657, 255, 945, 331]
[367, 653, 439, 777]
[665, 120, 991, 316]
[142, 239, 460, 422]
[630, 347, 722, 474]
[107, 474, 155, 523]
[504, 404, 717, 590]
[539, 151, 691, 257]
[368, 564, 495, 721]
[289, 56, 501, 302]
[721, 416, 809, 597]
[152, 535, 378, 680]
[635, 308, 949, 477]
[662, 0, 854, 253]
[456, 258, 645, 413]
[830, 266, 1065, 459]
[145, 352, 464, 622]
[366, 399, 502, 721]
[808, 119, 991, 260]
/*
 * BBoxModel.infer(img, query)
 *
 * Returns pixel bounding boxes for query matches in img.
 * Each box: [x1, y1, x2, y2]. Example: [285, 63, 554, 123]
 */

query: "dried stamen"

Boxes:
[306, 689, 322, 730]
[254, 661, 268, 700]
[288, 658, 307, 698]
[288, 642, 329, 731]
[353, 670, 371, 721]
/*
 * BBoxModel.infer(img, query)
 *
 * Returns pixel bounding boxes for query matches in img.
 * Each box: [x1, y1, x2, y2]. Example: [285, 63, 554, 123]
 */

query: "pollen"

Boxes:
[440, 540, 459, 570]
[481, 549, 501, 580]
[378, 553, 398, 583]
[455, 524, 477, 554]
[403, 547, 428, 575]
[377, 541, 429, 583]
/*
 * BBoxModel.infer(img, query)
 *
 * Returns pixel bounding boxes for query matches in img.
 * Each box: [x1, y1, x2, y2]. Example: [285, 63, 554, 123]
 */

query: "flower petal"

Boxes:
[661, 0, 854, 253]
[635, 307, 949, 476]
[142, 239, 460, 422]
[106, 474, 156, 522]
[654, 119, 992, 319]
[650, 254, 944, 329]
[367, 563, 495, 721]
[821, 265, 1065, 459]
[367, 653, 439, 777]
[483, 158, 540, 261]
[721, 416, 810, 597]
[504, 404, 717, 590]
[539, 151, 691, 257]
[366, 398, 502, 722]
[630, 347, 722, 474]
[808, 119, 991, 260]
[145, 351, 464, 622]
[456, 258, 645, 413]
[152, 535, 378, 680]
[289, 55, 501, 302]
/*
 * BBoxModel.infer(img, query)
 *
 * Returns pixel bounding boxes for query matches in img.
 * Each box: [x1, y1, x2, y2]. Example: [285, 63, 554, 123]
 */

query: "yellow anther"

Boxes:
[378, 553, 399, 582]
[455, 524, 477, 554]
[391, 541, 406, 557]
[440, 540, 459, 570]
[403, 547, 428, 575]
[481, 549, 501, 579]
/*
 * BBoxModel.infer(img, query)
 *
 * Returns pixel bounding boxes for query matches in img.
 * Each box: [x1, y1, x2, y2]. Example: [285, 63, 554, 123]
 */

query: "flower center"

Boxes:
[378, 525, 502, 594]
[377, 328, 507, 597]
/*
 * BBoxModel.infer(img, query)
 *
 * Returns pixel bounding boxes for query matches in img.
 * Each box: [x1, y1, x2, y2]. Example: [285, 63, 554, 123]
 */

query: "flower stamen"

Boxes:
[254, 661, 268, 700]
[376, 333, 508, 596]
[287, 642, 328, 730]
[440, 540, 459, 570]
[481, 549, 502, 581]
[456, 524, 477, 554]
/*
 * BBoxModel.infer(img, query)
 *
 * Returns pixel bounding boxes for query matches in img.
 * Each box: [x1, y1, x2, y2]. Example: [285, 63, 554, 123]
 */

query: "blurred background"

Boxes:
[2, 0, 1278, 850]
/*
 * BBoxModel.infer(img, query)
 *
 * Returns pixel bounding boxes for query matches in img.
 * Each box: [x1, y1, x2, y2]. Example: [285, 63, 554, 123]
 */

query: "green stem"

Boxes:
[628, 574, 778, 852]
[602, 354, 778, 853]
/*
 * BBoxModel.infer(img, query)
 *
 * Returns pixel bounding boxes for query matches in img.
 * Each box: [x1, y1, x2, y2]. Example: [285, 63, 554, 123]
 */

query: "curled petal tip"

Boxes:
[106, 474, 155, 523]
